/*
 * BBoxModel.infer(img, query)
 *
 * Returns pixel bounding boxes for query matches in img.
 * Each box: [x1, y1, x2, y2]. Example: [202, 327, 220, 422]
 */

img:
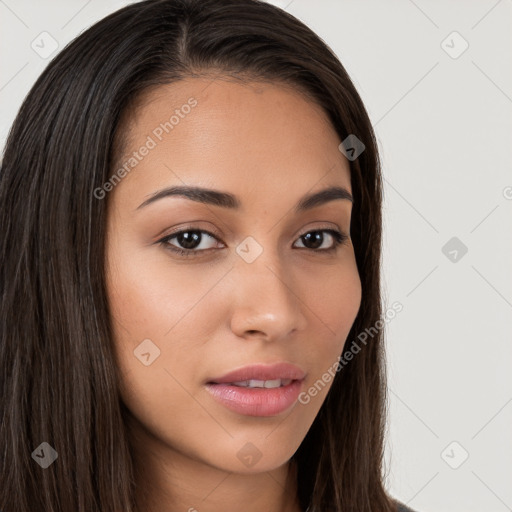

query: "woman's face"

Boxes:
[105, 77, 362, 475]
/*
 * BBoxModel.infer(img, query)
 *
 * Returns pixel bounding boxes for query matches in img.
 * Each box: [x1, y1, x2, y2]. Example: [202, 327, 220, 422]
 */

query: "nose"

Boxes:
[229, 246, 308, 342]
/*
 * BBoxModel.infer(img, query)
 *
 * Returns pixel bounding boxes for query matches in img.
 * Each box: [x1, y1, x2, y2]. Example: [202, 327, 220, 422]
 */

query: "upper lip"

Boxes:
[207, 362, 306, 384]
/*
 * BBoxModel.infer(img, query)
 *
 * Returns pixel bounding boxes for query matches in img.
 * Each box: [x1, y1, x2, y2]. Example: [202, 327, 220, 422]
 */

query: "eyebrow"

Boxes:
[136, 184, 353, 212]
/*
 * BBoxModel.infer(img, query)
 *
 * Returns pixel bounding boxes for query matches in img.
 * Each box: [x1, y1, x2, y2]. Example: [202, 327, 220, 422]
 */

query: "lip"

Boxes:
[207, 362, 306, 384]
[205, 380, 304, 417]
[205, 362, 306, 417]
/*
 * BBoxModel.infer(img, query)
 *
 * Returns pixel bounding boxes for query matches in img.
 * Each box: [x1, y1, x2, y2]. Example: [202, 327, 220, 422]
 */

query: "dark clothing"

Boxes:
[397, 502, 418, 512]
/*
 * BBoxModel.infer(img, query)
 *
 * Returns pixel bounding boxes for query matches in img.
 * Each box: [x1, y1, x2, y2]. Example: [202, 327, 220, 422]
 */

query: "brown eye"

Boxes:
[173, 231, 203, 250]
[159, 228, 223, 257]
[293, 229, 348, 252]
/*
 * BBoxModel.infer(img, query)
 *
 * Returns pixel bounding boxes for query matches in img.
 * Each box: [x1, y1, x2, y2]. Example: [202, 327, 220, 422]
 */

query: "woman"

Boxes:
[0, 0, 417, 511]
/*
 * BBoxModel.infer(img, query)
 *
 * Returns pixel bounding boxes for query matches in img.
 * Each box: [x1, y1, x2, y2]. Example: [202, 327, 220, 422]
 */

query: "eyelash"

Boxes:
[158, 226, 349, 258]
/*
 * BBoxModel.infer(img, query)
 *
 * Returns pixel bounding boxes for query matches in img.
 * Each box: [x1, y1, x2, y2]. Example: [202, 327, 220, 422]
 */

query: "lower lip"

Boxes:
[205, 379, 303, 417]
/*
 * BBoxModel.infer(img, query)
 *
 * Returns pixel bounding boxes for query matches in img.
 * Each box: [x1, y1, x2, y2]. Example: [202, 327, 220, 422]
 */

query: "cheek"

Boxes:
[105, 245, 235, 457]
[320, 260, 362, 333]
[106, 240, 225, 339]
[291, 254, 362, 410]
[297, 253, 362, 355]
[104, 231, 244, 412]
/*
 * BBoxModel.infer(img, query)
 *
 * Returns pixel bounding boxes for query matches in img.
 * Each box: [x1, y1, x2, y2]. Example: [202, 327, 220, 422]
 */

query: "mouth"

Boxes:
[211, 378, 294, 388]
[204, 362, 306, 417]
[204, 379, 304, 417]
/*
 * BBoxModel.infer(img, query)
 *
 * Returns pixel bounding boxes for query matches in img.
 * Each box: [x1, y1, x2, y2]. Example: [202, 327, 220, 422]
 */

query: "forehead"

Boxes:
[111, 77, 352, 206]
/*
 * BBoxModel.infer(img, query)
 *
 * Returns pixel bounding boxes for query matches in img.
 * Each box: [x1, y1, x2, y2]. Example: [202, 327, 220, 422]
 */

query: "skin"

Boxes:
[105, 76, 362, 512]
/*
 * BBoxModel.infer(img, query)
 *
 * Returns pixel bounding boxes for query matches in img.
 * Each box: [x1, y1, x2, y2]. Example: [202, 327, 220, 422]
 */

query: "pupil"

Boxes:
[303, 231, 323, 249]
[178, 231, 201, 249]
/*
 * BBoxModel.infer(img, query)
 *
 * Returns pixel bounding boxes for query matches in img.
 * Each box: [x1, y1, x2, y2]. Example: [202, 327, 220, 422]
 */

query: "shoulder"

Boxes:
[396, 502, 418, 512]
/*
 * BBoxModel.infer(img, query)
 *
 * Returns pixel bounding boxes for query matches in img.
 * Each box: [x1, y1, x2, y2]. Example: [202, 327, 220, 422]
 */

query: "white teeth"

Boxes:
[231, 380, 249, 387]
[229, 378, 293, 388]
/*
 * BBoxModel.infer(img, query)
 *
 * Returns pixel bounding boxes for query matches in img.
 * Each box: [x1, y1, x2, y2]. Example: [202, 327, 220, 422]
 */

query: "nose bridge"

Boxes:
[229, 234, 307, 338]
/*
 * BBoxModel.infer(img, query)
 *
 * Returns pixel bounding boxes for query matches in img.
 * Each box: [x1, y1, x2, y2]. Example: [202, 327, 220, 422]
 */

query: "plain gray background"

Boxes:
[1, 1, 511, 511]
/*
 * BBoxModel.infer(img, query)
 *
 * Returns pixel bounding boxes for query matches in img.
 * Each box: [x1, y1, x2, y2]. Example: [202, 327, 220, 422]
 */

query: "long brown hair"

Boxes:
[0, 1, 398, 510]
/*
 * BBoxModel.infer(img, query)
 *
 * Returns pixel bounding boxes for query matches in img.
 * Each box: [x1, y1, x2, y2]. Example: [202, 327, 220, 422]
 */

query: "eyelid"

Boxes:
[160, 223, 224, 242]
[295, 222, 343, 238]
